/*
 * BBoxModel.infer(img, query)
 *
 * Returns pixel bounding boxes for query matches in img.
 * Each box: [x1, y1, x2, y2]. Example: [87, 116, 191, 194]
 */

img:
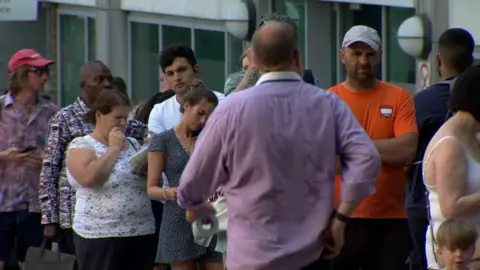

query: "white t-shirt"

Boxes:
[147, 91, 225, 134]
[147, 91, 225, 190]
[66, 135, 155, 239]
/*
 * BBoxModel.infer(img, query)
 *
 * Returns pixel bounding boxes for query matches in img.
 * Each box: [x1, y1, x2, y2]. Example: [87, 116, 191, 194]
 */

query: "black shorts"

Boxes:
[74, 232, 156, 270]
[333, 218, 412, 270]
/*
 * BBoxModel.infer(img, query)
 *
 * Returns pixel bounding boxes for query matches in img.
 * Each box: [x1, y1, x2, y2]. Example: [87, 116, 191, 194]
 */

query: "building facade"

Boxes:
[1, 0, 478, 106]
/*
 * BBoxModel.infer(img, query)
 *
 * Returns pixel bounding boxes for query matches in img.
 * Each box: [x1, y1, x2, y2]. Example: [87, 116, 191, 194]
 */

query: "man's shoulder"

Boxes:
[42, 100, 60, 114]
[378, 81, 410, 95]
[326, 84, 343, 94]
[56, 103, 77, 118]
[152, 95, 175, 110]
[414, 82, 450, 100]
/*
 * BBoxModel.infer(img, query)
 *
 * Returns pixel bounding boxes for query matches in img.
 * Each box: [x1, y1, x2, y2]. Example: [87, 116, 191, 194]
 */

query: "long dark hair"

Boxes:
[134, 90, 175, 124]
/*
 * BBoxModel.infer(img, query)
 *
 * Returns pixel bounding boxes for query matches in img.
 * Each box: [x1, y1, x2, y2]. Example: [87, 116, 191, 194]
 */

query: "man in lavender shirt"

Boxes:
[177, 21, 381, 270]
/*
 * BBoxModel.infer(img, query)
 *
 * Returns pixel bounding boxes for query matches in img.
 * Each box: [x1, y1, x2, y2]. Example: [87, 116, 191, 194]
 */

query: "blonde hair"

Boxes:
[436, 219, 478, 250]
[8, 65, 31, 95]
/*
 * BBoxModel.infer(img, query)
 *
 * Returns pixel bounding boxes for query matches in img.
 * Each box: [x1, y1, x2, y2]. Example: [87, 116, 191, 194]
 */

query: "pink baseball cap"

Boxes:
[8, 49, 54, 73]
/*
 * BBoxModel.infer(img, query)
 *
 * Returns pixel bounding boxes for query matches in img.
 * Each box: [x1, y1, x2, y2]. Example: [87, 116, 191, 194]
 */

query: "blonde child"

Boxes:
[436, 219, 478, 270]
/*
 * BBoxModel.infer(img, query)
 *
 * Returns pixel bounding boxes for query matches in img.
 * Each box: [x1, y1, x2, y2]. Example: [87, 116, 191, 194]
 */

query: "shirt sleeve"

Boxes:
[125, 120, 148, 142]
[395, 90, 418, 137]
[331, 95, 381, 202]
[148, 132, 168, 152]
[39, 112, 68, 224]
[224, 71, 244, 96]
[147, 104, 165, 135]
[177, 108, 229, 211]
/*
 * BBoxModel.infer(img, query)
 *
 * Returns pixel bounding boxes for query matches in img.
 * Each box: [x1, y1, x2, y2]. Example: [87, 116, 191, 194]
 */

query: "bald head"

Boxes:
[252, 21, 298, 70]
[80, 60, 110, 82]
[80, 60, 113, 106]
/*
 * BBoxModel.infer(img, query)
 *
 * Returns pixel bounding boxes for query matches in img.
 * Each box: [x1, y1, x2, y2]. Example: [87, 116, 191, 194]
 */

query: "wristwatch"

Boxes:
[333, 210, 350, 223]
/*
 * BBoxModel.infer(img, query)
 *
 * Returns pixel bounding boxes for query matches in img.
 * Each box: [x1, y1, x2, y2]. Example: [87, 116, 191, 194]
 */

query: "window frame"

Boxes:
[127, 16, 162, 98]
[127, 12, 235, 97]
[56, 7, 95, 106]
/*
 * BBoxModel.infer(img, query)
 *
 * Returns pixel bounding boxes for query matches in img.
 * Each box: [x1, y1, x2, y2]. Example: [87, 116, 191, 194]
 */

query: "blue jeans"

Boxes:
[0, 211, 43, 262]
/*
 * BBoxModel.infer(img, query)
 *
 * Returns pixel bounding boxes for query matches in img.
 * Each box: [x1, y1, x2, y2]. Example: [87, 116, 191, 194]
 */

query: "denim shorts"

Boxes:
[0, 211, 43, 262]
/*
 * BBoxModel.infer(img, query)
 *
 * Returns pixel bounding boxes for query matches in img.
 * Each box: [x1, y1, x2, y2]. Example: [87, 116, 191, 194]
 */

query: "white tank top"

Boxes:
[423, 136, 480, 269]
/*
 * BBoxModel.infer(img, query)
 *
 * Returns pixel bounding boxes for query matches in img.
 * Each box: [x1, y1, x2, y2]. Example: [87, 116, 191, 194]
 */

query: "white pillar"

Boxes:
[415, 0, 449, 84]
[94, 0, 129, 83]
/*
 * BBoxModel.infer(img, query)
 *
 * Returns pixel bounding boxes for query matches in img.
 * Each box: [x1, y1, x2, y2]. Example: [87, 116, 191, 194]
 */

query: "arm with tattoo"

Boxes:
[235, 68, 260, 92]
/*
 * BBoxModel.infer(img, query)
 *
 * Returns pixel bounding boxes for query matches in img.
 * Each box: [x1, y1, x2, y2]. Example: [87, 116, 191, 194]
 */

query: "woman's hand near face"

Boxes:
[109, 127, 126, 150]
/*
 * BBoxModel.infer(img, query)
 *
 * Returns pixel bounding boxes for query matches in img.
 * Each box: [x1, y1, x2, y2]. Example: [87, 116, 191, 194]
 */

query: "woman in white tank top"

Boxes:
[423, 66, 480, 270]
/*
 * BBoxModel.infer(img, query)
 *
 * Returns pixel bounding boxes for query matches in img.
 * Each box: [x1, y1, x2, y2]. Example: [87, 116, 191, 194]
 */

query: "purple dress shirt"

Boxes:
[177, 72, 380, 270]
[0, 93, 59, 213]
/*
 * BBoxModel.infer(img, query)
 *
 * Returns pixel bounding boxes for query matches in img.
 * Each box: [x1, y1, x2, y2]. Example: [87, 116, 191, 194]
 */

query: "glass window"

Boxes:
[331, 6, 338, 85]
[162, 25, 192, 48]
[194, 29, 225, 92]
[130, 22, 160, 103]
[87, 17, 96, 60]
[272, 0, 306, 64]
[59, 14, 87, 106]
[229, 34, 244, 73]
[386, 7, 415, 85]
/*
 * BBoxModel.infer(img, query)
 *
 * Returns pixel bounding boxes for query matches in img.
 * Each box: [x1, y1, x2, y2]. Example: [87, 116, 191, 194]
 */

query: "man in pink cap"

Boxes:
[0, 49, 58, 270]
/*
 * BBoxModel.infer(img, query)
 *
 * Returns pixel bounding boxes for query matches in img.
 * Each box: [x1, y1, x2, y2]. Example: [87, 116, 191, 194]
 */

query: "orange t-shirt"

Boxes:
[327, 81, 417, 219]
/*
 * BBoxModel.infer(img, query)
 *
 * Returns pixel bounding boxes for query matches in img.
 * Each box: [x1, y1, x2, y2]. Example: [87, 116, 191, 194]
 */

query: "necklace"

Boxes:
[179, 135, 195, 155]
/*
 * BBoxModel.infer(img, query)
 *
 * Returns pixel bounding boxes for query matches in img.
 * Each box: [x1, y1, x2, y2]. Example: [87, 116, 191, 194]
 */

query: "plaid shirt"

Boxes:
[39, 97, 148, 228]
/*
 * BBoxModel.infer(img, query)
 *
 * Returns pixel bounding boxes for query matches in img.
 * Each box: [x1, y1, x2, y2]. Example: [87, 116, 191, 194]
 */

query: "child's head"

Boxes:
[436, 219, 478, 270]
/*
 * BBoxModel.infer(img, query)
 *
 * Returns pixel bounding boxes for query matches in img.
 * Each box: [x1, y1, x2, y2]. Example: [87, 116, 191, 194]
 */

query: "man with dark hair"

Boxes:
[177, 20, 379, 270]
[223, 14, 319, 95]
[39, 61, 148, 256]
[406, 27, 475, 270]
[148, 44, 224, 135]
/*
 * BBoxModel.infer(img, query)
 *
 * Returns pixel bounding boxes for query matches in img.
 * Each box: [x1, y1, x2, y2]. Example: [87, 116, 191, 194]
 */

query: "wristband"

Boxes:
[162, 188, 169, 200]
[333, 210, 350, 223]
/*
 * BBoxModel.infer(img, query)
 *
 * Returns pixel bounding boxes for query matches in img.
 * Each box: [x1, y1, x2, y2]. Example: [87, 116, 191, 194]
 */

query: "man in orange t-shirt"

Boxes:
[328, 25, 418, 270]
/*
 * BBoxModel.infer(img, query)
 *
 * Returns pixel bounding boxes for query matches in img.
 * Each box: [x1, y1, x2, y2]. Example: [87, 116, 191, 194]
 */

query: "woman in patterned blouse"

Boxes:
[65, 89, 156, 270]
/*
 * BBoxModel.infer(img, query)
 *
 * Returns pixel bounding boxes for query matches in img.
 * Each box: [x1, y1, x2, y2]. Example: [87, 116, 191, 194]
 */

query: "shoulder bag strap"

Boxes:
[126, 137, 138, 152]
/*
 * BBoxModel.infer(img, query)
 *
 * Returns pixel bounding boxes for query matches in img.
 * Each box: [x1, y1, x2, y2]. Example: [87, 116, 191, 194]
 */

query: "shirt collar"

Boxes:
[255, 71, 302, 86]
[74, 97, 89, 113]
[4, 92, 14, 107]
[4, 92, 48, 108]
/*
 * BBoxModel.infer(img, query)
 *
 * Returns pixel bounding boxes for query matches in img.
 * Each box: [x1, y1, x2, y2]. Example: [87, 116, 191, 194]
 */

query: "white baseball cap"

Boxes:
[342, 25, 381, 51]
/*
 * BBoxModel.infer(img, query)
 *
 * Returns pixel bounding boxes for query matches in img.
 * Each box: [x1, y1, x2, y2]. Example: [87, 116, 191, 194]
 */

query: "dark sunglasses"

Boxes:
[30, 67, 50, 76]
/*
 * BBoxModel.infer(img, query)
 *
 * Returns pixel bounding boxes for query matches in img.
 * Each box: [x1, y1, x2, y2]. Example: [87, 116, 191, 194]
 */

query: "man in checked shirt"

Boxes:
[39, 60, 148, 255]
